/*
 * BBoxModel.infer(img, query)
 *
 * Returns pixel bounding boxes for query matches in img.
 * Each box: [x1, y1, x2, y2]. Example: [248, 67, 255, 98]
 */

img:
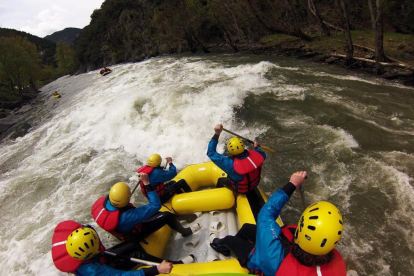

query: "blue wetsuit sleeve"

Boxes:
[150, 165, 177, 184]
[248, 187, 292, 276]
[117, 191, 161, 233]
[206, 137, 243, 182]
[75, 260, 146, 276]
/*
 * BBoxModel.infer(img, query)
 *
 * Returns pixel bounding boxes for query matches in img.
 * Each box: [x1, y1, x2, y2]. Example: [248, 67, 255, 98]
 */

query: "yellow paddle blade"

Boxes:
[259, 145, 276, 153]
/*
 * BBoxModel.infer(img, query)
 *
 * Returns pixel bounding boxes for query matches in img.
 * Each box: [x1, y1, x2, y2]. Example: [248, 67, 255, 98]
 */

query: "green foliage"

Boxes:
[259, 34, 299, 45]
[0, 28, 56, 66]
[71, 0, 413, 71]
[55, 42, 78, 75]
[403, 0, 414, 32]
[44, 28, 82, 46]
[0, 37, 41, 102]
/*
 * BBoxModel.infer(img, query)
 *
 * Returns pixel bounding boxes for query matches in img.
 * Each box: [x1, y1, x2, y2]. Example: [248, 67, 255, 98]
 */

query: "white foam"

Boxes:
[0, 55, 413, 275]
[0, 56, 280, 275]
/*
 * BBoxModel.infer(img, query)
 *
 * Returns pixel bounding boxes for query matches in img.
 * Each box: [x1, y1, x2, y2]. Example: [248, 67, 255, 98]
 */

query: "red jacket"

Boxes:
[232, 150, 264, 193]
[275, 226, 347, 276]
[137, 165, 166, 198]
[51, 220, 105, 273]
[91, 197, 141, 241]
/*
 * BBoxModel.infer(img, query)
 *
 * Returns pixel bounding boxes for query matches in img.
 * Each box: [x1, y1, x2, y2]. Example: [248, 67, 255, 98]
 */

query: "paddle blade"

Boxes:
[259, 145, 276, 153]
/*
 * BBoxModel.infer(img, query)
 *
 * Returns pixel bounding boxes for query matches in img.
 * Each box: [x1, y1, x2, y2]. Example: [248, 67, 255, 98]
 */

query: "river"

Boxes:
[0, 54, 413, 276]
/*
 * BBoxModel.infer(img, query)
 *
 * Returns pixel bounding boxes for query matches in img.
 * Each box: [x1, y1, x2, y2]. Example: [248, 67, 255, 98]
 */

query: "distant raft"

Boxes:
[100, 67, 112, 76]
[53, 92, 61, 98]
[135, 161, 283, 276]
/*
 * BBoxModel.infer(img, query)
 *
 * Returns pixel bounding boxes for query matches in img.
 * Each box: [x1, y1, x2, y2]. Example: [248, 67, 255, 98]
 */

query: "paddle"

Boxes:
[299, 176, 308, 210]
[104, 251, 160, 266]
[222, 128, 276, 153]
[299, 186, 306, 210]
[131, 174, 142, 195]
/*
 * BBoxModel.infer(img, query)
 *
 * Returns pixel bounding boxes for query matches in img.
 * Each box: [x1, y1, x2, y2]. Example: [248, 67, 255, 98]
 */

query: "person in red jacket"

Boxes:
[91, 173, 200, 242]
[209, 171, 346, 276]
[51, 220, 173, 276]
[207, 124, 266, 194]
[136, 154, 192, 203]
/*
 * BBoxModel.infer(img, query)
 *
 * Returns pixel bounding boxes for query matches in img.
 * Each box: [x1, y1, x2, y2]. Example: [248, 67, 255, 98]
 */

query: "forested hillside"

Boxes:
[0, 28, 56, 66]
[75, 0, 414, 73]
[0, 28, 78, 108]
[44, 27, 82, 47]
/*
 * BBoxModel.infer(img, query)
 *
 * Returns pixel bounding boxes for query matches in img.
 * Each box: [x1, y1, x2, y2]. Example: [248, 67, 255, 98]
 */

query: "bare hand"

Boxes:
[165, 157, 172, 164]
[289, 171, 307, 187]
[138, 173, 150, 185]
[253, 141, 259, 148]
[214, 124, 223, 135]
[157, 260, 173, 274]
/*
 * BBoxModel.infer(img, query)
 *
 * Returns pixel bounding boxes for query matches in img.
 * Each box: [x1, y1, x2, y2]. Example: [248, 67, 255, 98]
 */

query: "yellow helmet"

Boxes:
[227, 137, 245, 155]
[147, 154, 162, 167]
[109, 182, 131, 208]
[294, 201, 343, 256]
[66, 227, 100, 260]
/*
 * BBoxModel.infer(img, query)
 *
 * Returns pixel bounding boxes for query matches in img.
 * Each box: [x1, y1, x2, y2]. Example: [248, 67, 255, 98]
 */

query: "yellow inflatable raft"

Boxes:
[137, 162, 283, 276]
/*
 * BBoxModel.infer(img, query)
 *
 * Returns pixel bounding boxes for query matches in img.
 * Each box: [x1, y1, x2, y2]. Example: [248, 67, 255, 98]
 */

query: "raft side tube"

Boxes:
[140, 224, 172, 259]
[236, 190, 283, 227]
[160, 259, 249, 276]
[171, 188, 235, 214]
[172, 162, 228, 191]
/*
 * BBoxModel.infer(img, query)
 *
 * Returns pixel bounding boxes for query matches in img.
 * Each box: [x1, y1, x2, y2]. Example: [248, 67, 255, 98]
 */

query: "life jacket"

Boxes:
[91, 197, 141, 242]
[136, 165, 166, 198]
[249, 225, 346, 276]
[51, 220, 105, 273]
[232, 150, 264, 193]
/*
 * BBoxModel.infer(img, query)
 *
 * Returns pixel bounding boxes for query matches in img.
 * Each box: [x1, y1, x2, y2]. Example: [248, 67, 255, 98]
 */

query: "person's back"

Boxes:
[92, 173, 199, 243]
[51, 220, 173, 276]
[248, 180, 346, 276]
[274, 226, 346, 276]
[207, 124, 266, 193]
[137, 154, 191, 203]
[209, 171, 346, 276]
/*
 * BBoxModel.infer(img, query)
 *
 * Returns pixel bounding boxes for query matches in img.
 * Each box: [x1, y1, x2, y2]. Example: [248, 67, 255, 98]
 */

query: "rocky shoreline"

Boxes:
[0, 91, 45, 141]
[237, 42, 414, 87]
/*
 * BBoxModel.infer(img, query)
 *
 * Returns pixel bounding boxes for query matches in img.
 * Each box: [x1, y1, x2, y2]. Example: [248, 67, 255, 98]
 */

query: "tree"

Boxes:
[335, 0, 354, 66]
[367, 0, 385, 74]
[0, 37, 41, 104]
[308, 0, 331, 36]
[55, 42, 78, 75]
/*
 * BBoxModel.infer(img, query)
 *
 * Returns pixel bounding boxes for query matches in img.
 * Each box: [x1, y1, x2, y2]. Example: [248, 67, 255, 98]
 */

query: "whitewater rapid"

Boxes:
[0, 54, 413, 276]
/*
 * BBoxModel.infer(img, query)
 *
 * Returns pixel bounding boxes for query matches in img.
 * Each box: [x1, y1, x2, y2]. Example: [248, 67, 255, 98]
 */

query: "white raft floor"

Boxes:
[162, 208, 239, 263]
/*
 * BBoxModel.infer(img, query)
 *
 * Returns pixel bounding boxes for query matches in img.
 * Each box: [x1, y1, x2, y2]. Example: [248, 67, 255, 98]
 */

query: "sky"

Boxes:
[0, 0, 106, 38]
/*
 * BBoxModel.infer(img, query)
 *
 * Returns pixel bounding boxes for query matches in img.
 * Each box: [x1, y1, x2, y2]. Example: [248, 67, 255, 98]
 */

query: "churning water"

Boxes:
[0, 54, 413, 275]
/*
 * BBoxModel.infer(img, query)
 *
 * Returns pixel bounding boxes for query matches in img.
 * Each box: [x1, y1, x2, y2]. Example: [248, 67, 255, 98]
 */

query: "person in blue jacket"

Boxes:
[92, 173, 200, 242]
[137, 154, 192, 203]
[207, 124, 266, 194]
[51, 219, 173, 276]
[209, 171, 346, 276]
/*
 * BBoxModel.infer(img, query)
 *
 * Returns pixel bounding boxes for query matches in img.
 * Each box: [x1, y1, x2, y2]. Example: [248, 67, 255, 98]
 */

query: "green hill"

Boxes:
[0, 28, 56, 66]
[44, 27, 82, 47]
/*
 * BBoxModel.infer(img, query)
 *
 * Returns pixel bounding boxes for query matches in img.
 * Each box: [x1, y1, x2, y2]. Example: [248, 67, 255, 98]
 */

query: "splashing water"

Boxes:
[0, 54, 413, 275]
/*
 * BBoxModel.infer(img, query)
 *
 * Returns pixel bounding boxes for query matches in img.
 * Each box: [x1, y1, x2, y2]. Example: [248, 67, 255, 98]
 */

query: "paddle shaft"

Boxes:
[299, 176, 308, 210]
[222, 128, 276, 153]
[131, 181, 140, 195]
[222, 128, 255, 144]
[299, 186, 306, 210]
[104, 251, 160, 266]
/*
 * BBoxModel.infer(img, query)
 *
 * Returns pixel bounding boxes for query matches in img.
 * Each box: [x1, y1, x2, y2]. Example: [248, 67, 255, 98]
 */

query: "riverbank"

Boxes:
[1, 32, 413, 141]
[0, 91, 45, 141]
[231, 31, 414, 87]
